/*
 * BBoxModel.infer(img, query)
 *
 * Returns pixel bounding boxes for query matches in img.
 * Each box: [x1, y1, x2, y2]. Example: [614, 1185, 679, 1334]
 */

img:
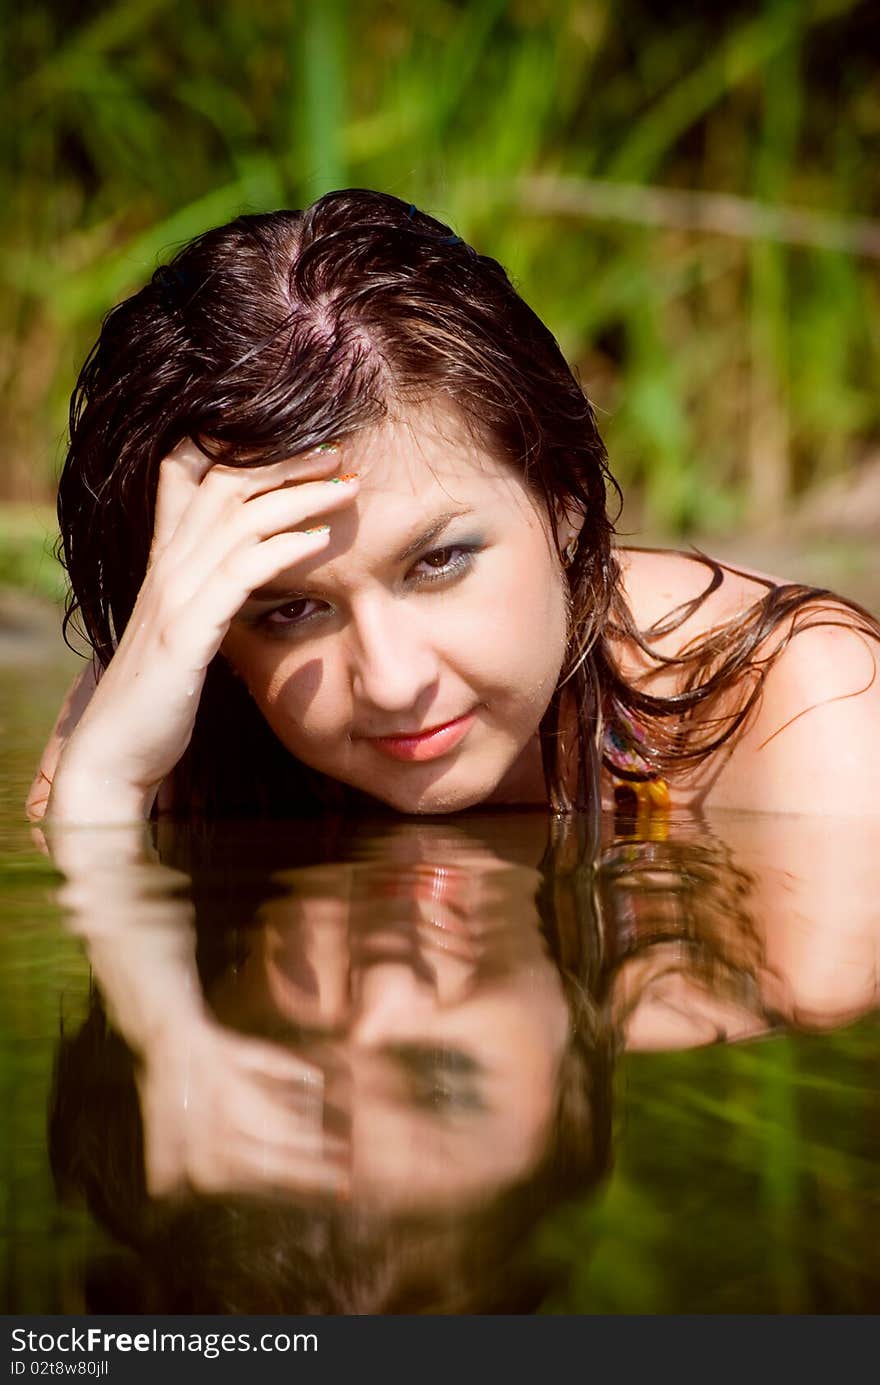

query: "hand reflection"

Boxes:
[138, 1016, 347, 1199]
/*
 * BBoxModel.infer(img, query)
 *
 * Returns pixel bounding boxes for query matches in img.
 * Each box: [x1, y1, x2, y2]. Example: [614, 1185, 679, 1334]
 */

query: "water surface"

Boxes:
[2, 653, 878, 1314]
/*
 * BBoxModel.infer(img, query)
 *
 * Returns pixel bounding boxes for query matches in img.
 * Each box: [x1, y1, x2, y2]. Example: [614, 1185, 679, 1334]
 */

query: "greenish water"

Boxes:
[1, 653, 878, 1314]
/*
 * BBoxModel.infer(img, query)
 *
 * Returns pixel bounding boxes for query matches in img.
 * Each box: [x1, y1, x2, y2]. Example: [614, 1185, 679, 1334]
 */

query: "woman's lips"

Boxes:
[367, 712, 476, 762]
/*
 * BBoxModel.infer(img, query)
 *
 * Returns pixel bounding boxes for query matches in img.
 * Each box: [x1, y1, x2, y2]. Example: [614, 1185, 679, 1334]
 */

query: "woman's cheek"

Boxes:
[261, 647, 352, 748]
[461, 559, 568, 688]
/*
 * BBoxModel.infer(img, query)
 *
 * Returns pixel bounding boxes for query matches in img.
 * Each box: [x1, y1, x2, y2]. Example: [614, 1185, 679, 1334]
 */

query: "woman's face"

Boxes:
[222, 403, 572, 814]
[209, 822, 572, 1211]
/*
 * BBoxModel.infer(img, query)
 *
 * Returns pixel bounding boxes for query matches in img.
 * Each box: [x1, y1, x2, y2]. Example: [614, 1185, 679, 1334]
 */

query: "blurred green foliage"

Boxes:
[2, 0, 879, 535]
[0, 505, 65, 602]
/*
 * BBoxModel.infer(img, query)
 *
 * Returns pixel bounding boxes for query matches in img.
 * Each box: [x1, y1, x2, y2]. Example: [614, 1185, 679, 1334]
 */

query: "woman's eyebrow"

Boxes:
[394, 507, 476, 563]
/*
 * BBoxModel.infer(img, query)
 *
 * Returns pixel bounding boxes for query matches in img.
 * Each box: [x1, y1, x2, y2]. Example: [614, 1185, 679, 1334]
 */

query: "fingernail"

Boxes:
[328, 471, 358, 484]
[304, 524, 331, 534]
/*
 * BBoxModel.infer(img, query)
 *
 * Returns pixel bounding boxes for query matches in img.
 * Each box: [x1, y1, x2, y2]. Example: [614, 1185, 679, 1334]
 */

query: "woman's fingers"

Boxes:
[52, 528, 337, 808]
[154, 529, 333, 666]
[128, 478, 351, 664]
[145, 1098, 349, 1199]
[151, 440, 345, 566]
[199, 1139, 349, 1197]
[163, 472, 358, 586]
[218, 1029, 329, 1083]
[150, 439, 214, 563]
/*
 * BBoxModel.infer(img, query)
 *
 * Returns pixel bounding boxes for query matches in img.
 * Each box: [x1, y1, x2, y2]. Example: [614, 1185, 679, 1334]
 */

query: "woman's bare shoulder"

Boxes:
[616, 545, 793, 643]
[696, 615, 880, 816]
[616, 545, 880, 816]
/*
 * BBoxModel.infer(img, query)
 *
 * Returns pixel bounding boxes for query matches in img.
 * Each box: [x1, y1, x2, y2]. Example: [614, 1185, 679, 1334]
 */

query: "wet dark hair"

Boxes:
[57, 187, 880, 818]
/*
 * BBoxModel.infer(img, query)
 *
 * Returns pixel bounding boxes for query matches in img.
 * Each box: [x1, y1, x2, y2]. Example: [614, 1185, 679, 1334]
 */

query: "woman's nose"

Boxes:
[348, 962, 437, 1047]
[349, 598, 440, 712]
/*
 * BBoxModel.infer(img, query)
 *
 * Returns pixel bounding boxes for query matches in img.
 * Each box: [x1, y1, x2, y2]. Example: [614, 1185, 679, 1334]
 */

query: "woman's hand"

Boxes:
[47, 441, 357, 822]
[49, 823, 349, 1201]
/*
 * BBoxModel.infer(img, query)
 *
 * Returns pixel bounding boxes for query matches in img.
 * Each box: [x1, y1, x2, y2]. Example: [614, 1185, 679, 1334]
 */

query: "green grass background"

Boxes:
[2, 0, 879, 570]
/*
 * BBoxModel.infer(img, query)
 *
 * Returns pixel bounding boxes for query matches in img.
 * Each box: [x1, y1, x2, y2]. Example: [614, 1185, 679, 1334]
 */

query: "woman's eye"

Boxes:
[390, 1044, 486, 1114]
[263, 597, 326, 629]
[409, 545, 476, 585]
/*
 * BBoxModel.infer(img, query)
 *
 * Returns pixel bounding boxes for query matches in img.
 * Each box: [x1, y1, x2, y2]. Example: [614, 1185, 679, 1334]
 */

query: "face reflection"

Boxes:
[210, 826, 571, 1211]
[222, 404, 572, 813]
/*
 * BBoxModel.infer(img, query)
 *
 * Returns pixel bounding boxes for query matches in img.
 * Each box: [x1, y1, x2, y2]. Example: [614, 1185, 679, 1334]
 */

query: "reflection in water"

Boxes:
[44, 809, 879, 1313]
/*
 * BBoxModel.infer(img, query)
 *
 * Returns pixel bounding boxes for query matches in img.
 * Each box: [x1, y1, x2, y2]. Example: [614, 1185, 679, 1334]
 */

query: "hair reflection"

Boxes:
[48, 812, 773, 1314]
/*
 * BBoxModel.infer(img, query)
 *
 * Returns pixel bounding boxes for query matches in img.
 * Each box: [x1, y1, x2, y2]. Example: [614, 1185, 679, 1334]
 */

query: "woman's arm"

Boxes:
[25, 658, 100, 823]
[620, 808, 880, 1050]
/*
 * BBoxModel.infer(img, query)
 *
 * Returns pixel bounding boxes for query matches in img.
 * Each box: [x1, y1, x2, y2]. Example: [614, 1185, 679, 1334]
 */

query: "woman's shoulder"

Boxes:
[611, 545, 791, 695]
[616, 545, 792, 643]
[614, 545, 880, 817]
[695, 610, 880, 816]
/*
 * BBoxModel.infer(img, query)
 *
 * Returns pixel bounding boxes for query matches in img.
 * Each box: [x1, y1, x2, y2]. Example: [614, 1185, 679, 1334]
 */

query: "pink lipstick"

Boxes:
[368, 712, 476, 762]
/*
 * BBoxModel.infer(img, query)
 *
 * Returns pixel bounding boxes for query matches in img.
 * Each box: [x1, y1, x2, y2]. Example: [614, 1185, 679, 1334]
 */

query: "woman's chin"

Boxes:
[311, 733, 539, 816]
[358, 766, 505, 817]
[373, 784, 489, 817]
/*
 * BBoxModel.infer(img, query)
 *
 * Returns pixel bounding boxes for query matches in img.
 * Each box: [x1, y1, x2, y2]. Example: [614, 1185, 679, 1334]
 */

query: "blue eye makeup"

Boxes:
[407, 543, 480, 587]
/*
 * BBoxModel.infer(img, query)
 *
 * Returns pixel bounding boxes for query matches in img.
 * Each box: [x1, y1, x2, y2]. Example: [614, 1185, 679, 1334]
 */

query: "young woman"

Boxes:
[27, 188, 880, 826]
